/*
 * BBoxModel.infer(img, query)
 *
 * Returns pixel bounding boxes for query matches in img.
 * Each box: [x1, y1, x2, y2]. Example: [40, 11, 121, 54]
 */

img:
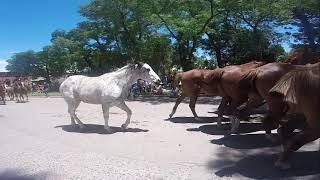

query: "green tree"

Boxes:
[6, 51, 41, 76]
[148, 0, 217, 70]
[290, 0, 320, 48]
[223, 0, 292, 60]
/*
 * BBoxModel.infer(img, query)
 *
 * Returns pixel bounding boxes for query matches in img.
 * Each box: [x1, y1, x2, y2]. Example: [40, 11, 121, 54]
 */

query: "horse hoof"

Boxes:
[224, 131, 232, 137]
[169, 114, 173, 118]
[266, 134, 278, 143]
[121, 124, 128, 129]
[274, 160, 291, 170]
[230, 128, 239, 134]
[104, 127, 113, 134]
[79, 125, 86, 130]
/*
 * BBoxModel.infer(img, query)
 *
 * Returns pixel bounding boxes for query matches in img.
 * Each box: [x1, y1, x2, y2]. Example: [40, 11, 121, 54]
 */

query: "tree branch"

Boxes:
[148, 0, 178, 39]
[116, 2, 137, 45]
[239, 12, 255, 30]
[156, 13, 178, 40]
[196, 0, 216, 35]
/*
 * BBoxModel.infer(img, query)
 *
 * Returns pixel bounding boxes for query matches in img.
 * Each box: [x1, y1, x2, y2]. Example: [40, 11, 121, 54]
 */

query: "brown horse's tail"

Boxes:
[172, 72, 183, 88]
[239, 69, 260, 94]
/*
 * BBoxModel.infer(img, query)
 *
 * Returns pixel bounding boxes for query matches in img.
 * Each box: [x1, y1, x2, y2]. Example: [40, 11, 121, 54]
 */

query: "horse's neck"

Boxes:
[101, 67, 138, 89]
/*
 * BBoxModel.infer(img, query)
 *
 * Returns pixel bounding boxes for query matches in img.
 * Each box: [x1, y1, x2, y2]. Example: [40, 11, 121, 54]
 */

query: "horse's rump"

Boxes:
[238, 69, 261, 94]
[202, 68, 224, 84]
[270, 66, 320, 105]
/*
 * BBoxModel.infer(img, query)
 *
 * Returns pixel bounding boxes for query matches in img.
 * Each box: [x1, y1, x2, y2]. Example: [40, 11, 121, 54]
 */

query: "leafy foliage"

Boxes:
[6, 0, 318, 78]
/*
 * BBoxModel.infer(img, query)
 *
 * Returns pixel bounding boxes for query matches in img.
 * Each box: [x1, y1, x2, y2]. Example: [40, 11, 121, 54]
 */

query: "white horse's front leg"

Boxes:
[117, 102, 132, 129]
[102, 104, 112, 133]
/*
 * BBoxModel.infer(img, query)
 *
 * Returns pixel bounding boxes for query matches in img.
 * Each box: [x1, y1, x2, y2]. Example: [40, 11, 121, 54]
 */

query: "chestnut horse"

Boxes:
[169, 61, 265, 133]
[266, 62, 320, 169]
[239, 62, 309, 140]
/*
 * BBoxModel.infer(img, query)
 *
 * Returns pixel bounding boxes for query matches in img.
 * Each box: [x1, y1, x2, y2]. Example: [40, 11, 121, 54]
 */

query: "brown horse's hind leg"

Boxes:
[238, 93, 264, 120]
[228, 98, 248, 134]
[169, 93, 186, 118]
[189, 93, 201, 121]
[217, 97, 230, 127]
[275, 127, 320, 169]
[15, 93, 20, 103]
[20, 93, 24, 103]
[263, 113, 280, 142]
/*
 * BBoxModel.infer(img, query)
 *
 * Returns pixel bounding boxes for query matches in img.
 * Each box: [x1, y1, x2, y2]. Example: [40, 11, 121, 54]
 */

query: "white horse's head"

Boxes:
[132, 63, 161, 83]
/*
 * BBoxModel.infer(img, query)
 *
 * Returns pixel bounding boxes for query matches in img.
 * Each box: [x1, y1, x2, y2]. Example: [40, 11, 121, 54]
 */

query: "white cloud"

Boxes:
[0, 60, 8, 72]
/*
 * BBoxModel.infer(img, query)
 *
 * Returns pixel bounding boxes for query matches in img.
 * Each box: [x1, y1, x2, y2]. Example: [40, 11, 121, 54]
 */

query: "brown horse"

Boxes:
[4, 84, 15, 101]
[169, 61, 265, 133]
[266, 62, 320, 169]
[169, 69, 217, 120]
[0, 83, 6, 104]
[13, 80, 31, 102]
[239, 62, 309, 140]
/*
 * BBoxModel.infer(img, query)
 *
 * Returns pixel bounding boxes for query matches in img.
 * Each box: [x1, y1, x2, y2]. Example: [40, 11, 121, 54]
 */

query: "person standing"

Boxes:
[43, 82, 49, 97]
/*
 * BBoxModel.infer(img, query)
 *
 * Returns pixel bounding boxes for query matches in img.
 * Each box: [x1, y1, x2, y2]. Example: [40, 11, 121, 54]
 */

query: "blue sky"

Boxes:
[0, 0, 89, 71]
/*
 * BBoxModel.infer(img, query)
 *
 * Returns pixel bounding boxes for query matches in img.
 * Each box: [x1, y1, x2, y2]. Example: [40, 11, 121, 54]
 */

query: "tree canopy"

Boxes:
[6, 0, 320, 81]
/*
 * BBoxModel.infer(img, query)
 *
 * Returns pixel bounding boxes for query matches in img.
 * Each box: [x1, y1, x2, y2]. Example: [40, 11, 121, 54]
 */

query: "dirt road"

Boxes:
[0, 97, 319, 180]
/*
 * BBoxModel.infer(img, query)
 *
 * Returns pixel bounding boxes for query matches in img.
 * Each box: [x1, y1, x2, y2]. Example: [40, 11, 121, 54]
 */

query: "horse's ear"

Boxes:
[134, 62, 143, 69]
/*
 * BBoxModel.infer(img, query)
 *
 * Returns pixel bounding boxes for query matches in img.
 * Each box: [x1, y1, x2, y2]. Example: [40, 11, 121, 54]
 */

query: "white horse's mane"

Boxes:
[101, 63, 143, 78]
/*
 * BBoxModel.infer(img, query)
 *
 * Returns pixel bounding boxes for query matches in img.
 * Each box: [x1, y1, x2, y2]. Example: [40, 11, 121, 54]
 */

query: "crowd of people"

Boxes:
[129, 73, 179, 98]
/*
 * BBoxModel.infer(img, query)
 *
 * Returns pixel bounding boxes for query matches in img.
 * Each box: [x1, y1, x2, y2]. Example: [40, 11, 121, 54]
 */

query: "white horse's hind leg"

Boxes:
[70, 117, 76, 126]
[117, 102, 132, 129]
[67, 100, 85, 128]
[102, 104, 112, 133]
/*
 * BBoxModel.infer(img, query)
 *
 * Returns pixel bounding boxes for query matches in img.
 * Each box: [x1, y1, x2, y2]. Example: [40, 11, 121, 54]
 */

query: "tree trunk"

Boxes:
[214, 46, 224, 68]
[253, 28, 262, 61]
[44, 64, 51, 83]
[178, 40, 194, 71]
[294, 9, 316, 48]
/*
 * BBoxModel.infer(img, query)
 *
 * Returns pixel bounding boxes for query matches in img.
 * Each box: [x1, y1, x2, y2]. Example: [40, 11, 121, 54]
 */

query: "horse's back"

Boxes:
[60, 75, 114, 104]
[59, 75, 87, 97]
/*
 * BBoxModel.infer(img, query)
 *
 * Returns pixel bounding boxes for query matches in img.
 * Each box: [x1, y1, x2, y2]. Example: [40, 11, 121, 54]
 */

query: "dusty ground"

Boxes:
[0, 97, 319, 180]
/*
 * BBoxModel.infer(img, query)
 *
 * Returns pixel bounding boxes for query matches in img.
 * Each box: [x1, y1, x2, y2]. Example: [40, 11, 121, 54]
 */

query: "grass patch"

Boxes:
[30, 92, 61, 97]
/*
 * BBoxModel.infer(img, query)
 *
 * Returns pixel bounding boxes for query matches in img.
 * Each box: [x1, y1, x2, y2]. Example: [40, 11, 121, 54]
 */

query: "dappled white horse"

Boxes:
[59, 62, 161, 133]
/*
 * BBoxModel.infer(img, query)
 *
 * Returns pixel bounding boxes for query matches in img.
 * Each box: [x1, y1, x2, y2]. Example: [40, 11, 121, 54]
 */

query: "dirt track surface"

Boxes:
[0, 97, 319, 180]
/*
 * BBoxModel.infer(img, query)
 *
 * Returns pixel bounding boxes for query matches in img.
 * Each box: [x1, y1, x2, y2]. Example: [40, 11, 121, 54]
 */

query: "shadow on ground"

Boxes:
[209, 151, 320, 179]
[0, 169, 50, 180]
[128, 96, 222, 105]
[210, 133, 280, 149]
[55, 124, 149, 134]
[165, 116, 229, 124]
[187, 122, 263, 135]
